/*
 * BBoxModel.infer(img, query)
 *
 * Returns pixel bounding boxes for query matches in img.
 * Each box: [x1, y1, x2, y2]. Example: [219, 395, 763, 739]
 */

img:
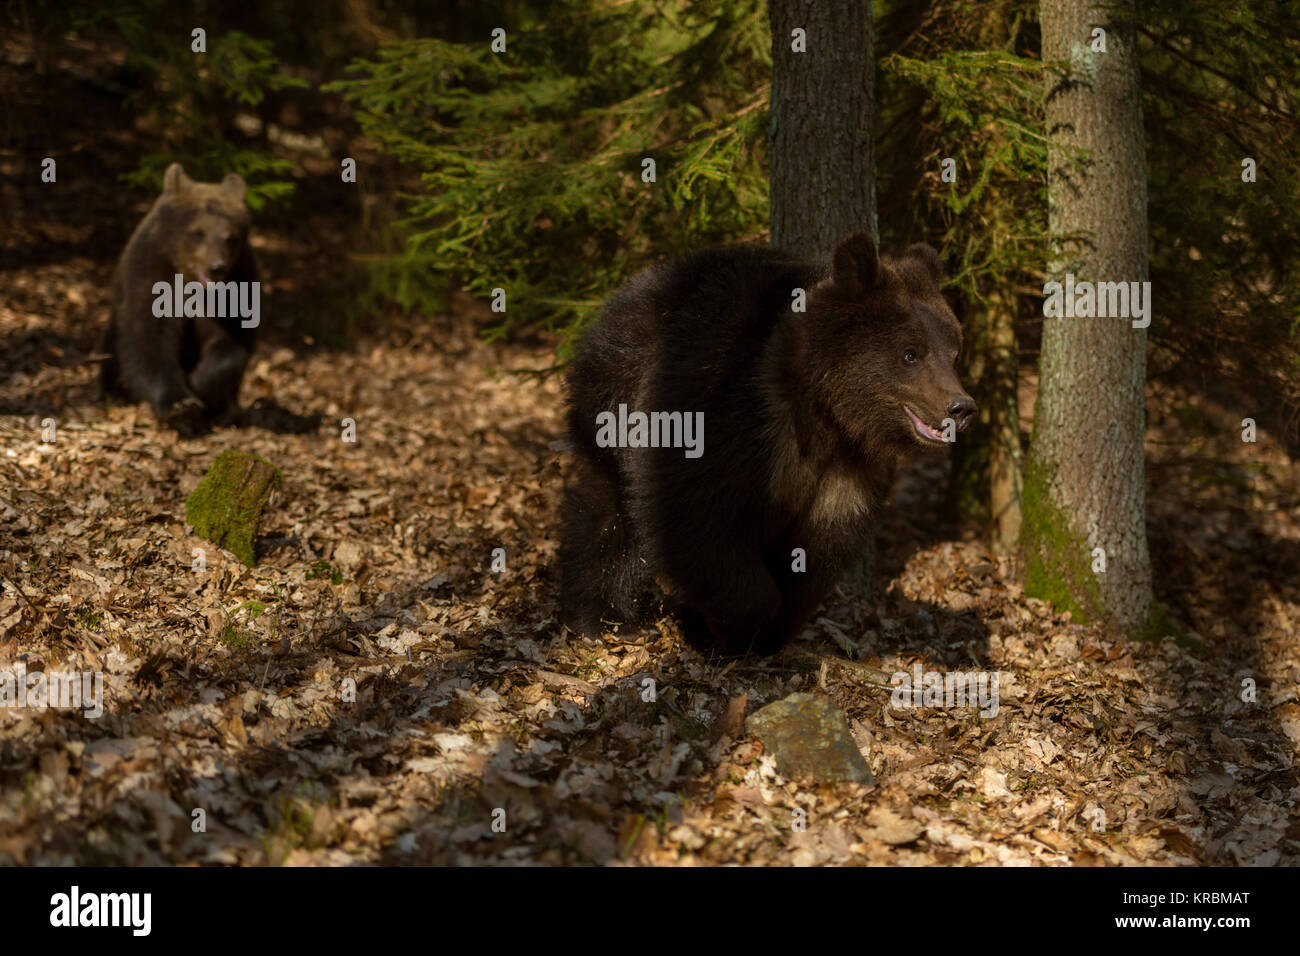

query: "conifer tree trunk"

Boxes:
[1024, 0, 1154, 634]
[768, 0, 878, 609]
[987, 274, 1023, 554]
[952, 209, 1024, 555]
[768, 0, 876, 257]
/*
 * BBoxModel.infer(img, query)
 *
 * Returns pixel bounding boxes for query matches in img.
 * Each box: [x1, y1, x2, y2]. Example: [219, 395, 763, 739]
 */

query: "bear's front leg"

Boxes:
[754, 534, 865, 653]
[755, 567, 841, 654]
[113, 288, 200, 424]
[188, 316, 251, 414]
[672, 551, 782, 654]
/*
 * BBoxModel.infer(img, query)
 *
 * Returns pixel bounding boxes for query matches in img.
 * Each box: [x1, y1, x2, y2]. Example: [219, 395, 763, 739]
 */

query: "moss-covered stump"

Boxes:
[185, 451, 282, 567]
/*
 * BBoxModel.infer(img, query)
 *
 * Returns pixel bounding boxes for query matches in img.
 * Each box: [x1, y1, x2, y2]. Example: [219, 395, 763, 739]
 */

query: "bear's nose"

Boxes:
[209, 261, 227, 278]
[947, 395, 977, 430]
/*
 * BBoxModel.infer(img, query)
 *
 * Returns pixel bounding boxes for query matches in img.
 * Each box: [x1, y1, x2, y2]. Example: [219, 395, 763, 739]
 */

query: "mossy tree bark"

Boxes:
[768, 0, 876, 257]
[1025, 0, 1153, 633]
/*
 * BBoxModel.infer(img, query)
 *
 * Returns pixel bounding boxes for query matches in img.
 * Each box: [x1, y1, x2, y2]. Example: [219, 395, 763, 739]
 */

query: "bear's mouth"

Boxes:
[902, 404, 947, 444]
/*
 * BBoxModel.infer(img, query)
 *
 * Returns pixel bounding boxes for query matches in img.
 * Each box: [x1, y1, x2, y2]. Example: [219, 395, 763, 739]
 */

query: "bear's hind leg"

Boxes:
[559, 457, 650, 635]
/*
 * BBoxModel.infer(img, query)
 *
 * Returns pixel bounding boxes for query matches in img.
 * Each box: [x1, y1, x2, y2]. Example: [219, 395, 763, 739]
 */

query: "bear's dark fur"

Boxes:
[101, 163, 258, 430]
[560, 233, 974, 654]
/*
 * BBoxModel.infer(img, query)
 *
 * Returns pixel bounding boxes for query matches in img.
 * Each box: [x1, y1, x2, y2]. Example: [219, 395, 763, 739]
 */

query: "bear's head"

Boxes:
[803, 233, 975, 456]
[156, 163, 251, 283]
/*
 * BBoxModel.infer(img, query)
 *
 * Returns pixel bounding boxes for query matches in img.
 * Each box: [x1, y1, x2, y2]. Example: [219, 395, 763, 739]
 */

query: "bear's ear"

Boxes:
[221, 173, 247, 202]
[905, 243, 944, 285]
[163, 163, 192, 195]
[832, 232, 879, 295]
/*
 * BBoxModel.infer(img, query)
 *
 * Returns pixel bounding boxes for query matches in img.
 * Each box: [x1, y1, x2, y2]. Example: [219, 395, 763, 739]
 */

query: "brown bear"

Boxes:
[101, 162, 258, 431]
[560, 233, 975, 654]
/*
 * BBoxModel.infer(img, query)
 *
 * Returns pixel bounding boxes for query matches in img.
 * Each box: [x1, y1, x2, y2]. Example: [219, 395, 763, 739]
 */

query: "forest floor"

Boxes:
[2, 37, 1299, 866]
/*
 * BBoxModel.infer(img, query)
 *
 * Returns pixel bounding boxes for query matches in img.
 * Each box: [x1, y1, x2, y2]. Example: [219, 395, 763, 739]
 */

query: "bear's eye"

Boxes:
[903, 349, 919, 365]
[189, 228, 203, 241]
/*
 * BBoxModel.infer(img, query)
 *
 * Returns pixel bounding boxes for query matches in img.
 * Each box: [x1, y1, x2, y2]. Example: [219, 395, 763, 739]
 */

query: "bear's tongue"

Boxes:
[903, 404, 944, 442]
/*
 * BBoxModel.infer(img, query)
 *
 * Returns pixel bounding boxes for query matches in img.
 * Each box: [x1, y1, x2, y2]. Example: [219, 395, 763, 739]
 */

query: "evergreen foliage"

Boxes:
[1138, 0, 1300, 436]
[329, 0, 771, 345]
[876, 1, 1051, 296]
[34, 2, 309, 210]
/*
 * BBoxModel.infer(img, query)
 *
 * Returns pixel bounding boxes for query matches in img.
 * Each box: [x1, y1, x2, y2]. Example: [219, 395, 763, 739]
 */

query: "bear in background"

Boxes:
[560, 233, 975, 655]
[101, 162, 258, 431]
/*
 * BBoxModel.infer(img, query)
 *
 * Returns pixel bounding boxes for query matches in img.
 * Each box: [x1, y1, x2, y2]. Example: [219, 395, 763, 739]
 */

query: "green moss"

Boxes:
[1019, 453, 1102, 623]
[305, 560, 344, 585]
[235, 600, 266, 618]
[75, 609, 103, 630]
[262, 794, 326, 865]
[185, 450, 282, 568]
[218, 624, 253, 650]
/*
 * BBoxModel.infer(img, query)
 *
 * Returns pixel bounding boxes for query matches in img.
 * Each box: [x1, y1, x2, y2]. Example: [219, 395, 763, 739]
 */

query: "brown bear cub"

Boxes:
[101, 162, 258, 431]
[560, 233, 975, 655]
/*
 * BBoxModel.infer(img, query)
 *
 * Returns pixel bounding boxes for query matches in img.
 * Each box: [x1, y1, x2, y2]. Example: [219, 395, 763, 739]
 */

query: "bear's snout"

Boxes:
[947, 394, 977, 430]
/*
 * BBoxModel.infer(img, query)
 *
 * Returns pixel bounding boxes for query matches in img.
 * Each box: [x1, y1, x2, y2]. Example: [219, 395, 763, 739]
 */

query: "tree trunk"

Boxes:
[949, 234, 1023, 554]
[987, 278, 1023, 554]
[975, 6, 1023, 556]
[1025, 0, 1154, 634]
[768, 0, 877, 612]
[768, 0, 876, 257]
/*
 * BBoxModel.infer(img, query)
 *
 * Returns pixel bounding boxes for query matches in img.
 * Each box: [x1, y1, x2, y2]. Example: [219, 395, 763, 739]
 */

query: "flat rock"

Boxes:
[745, 692, 875, 784]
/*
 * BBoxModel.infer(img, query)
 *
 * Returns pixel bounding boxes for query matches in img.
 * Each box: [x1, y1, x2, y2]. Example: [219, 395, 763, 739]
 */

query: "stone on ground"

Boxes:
[745, 692, 875, 784]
